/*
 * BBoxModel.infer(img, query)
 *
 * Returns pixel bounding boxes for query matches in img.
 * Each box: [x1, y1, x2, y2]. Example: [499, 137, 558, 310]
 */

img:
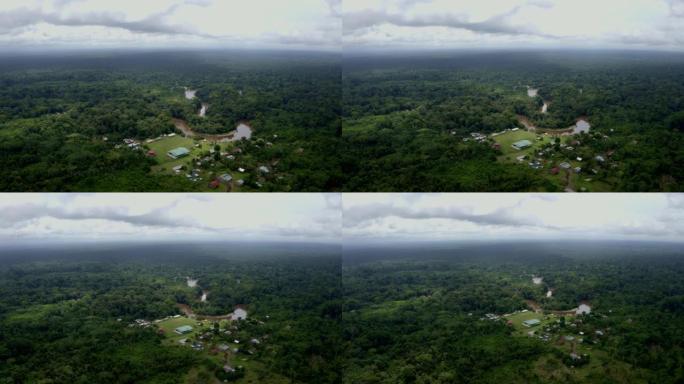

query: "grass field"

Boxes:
[146, 135, 244, 192]
[157, 316, 212, 344]
[493, 130, 555, 160]
[505, 310, 556, 334]
[157, 315, 286, 384]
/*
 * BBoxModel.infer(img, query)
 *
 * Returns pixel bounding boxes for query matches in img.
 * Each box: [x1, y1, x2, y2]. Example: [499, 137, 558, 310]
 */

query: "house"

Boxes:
[595, 155, 606, 163]
[258, 166, 270, 174]
[523, 319, 541, 327]
[559, 162, 571, 170]
[218, 344, 230, 352]
[175, 325, 193, 335]
[219, 174, 233, 184]
[574, 167, 582, 173]
[209, 179, 220, 189]
[168, 147, 190, 159]
[223, 365, 236, 373]
[146, 150, 157, 157]
[492, 143, 501, 150]
[236, 179, 245, 187]
[512, 140, 532, 150]
[550, 167, 560, 175]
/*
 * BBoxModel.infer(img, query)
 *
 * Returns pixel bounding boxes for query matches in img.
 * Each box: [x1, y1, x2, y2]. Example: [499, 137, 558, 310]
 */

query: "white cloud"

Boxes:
[0, 0, 341, 50]
[343, 0, 684, 50]
[343, 193, 684, 242]
[0, 193, 342, 243]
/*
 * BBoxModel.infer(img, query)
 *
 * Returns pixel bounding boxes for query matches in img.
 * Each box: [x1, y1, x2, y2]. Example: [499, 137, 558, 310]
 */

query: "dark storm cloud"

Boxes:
[324, 0, 342, 16]
[343, 202, 550, 229]
[0, 199, 211, 231]
[667, 0, 684, 17]
[343, 3, 552, 38]
[0, 1, 212, 37]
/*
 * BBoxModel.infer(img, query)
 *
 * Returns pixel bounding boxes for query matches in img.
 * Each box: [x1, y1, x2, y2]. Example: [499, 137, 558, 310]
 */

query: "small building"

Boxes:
[175, 325, 193, 335]
[208, 179, 220, 189]
[223, 365, 236, 373]
[595, 155, 606, 163]
[168, 147, 190, 159]
[523, 319, 541, 327]
[550, 167, 560, 175]
[559, 162, 571, 170]
[146, 150, 157, 157]
[258, 166, 270, 174]
[512, 140, 532, 150]
[219, 174, 233, 184]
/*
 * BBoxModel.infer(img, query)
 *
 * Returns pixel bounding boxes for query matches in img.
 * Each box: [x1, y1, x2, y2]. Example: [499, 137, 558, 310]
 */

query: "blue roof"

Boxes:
[168, 147, 190, 158]
[175, 325, 193, 333]
[523, 319, 541, 326]
[512, 140, 533, 148]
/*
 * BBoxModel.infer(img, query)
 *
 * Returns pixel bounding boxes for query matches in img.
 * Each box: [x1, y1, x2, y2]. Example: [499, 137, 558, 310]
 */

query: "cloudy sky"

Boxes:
[344, 194, 684, 243]
[344, 0, 684, 51]
[0, 0, 341, 50]
[0, 194, 341, 244]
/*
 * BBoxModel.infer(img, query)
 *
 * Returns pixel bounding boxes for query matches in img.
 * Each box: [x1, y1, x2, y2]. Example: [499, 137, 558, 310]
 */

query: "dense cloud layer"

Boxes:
[343, 194, 684, 242]
[0, 0, 340, 50]
[344, 0, 684, 50]
[0, 194, 342, 243]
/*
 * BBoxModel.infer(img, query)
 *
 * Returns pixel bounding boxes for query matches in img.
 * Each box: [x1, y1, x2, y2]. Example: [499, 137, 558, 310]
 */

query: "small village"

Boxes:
[464, 123, 619, 192]
[110, 87, 283, 192]
[479, 276, 610, 369]
[128, 276, 273, 382]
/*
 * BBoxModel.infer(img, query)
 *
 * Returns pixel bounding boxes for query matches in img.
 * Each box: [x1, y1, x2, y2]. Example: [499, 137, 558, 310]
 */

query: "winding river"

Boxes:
[173, 119, 253, 142]
[177, 88, 252, 142]
[523, 86, 589, 135]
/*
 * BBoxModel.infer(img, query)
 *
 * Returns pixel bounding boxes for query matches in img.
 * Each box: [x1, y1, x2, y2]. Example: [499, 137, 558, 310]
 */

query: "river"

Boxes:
[517, 116, 591, 135]
[173, 119, 253, 142]
[184, 88, 197, 100]
[576, 303, 591, 315]
[177, 303, 248, 321]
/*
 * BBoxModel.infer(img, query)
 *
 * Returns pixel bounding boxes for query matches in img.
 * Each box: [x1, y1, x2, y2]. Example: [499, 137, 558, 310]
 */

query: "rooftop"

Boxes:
[168, 147, 191, 159]
[512, 140, 533, 150]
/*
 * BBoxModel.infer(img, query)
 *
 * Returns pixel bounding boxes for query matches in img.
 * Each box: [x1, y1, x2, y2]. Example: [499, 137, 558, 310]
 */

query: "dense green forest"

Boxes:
[0, 242, 342, 384]
[342, 51, 684, 191]
[342, 241, 684, 383]
[0, 50, 341, 192]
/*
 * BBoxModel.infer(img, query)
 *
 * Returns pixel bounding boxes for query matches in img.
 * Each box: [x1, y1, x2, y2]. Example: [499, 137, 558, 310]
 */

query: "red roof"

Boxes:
[209, 180, 220, 189]
[147, 150, 157, 157]
[550, 167, 560, 175]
